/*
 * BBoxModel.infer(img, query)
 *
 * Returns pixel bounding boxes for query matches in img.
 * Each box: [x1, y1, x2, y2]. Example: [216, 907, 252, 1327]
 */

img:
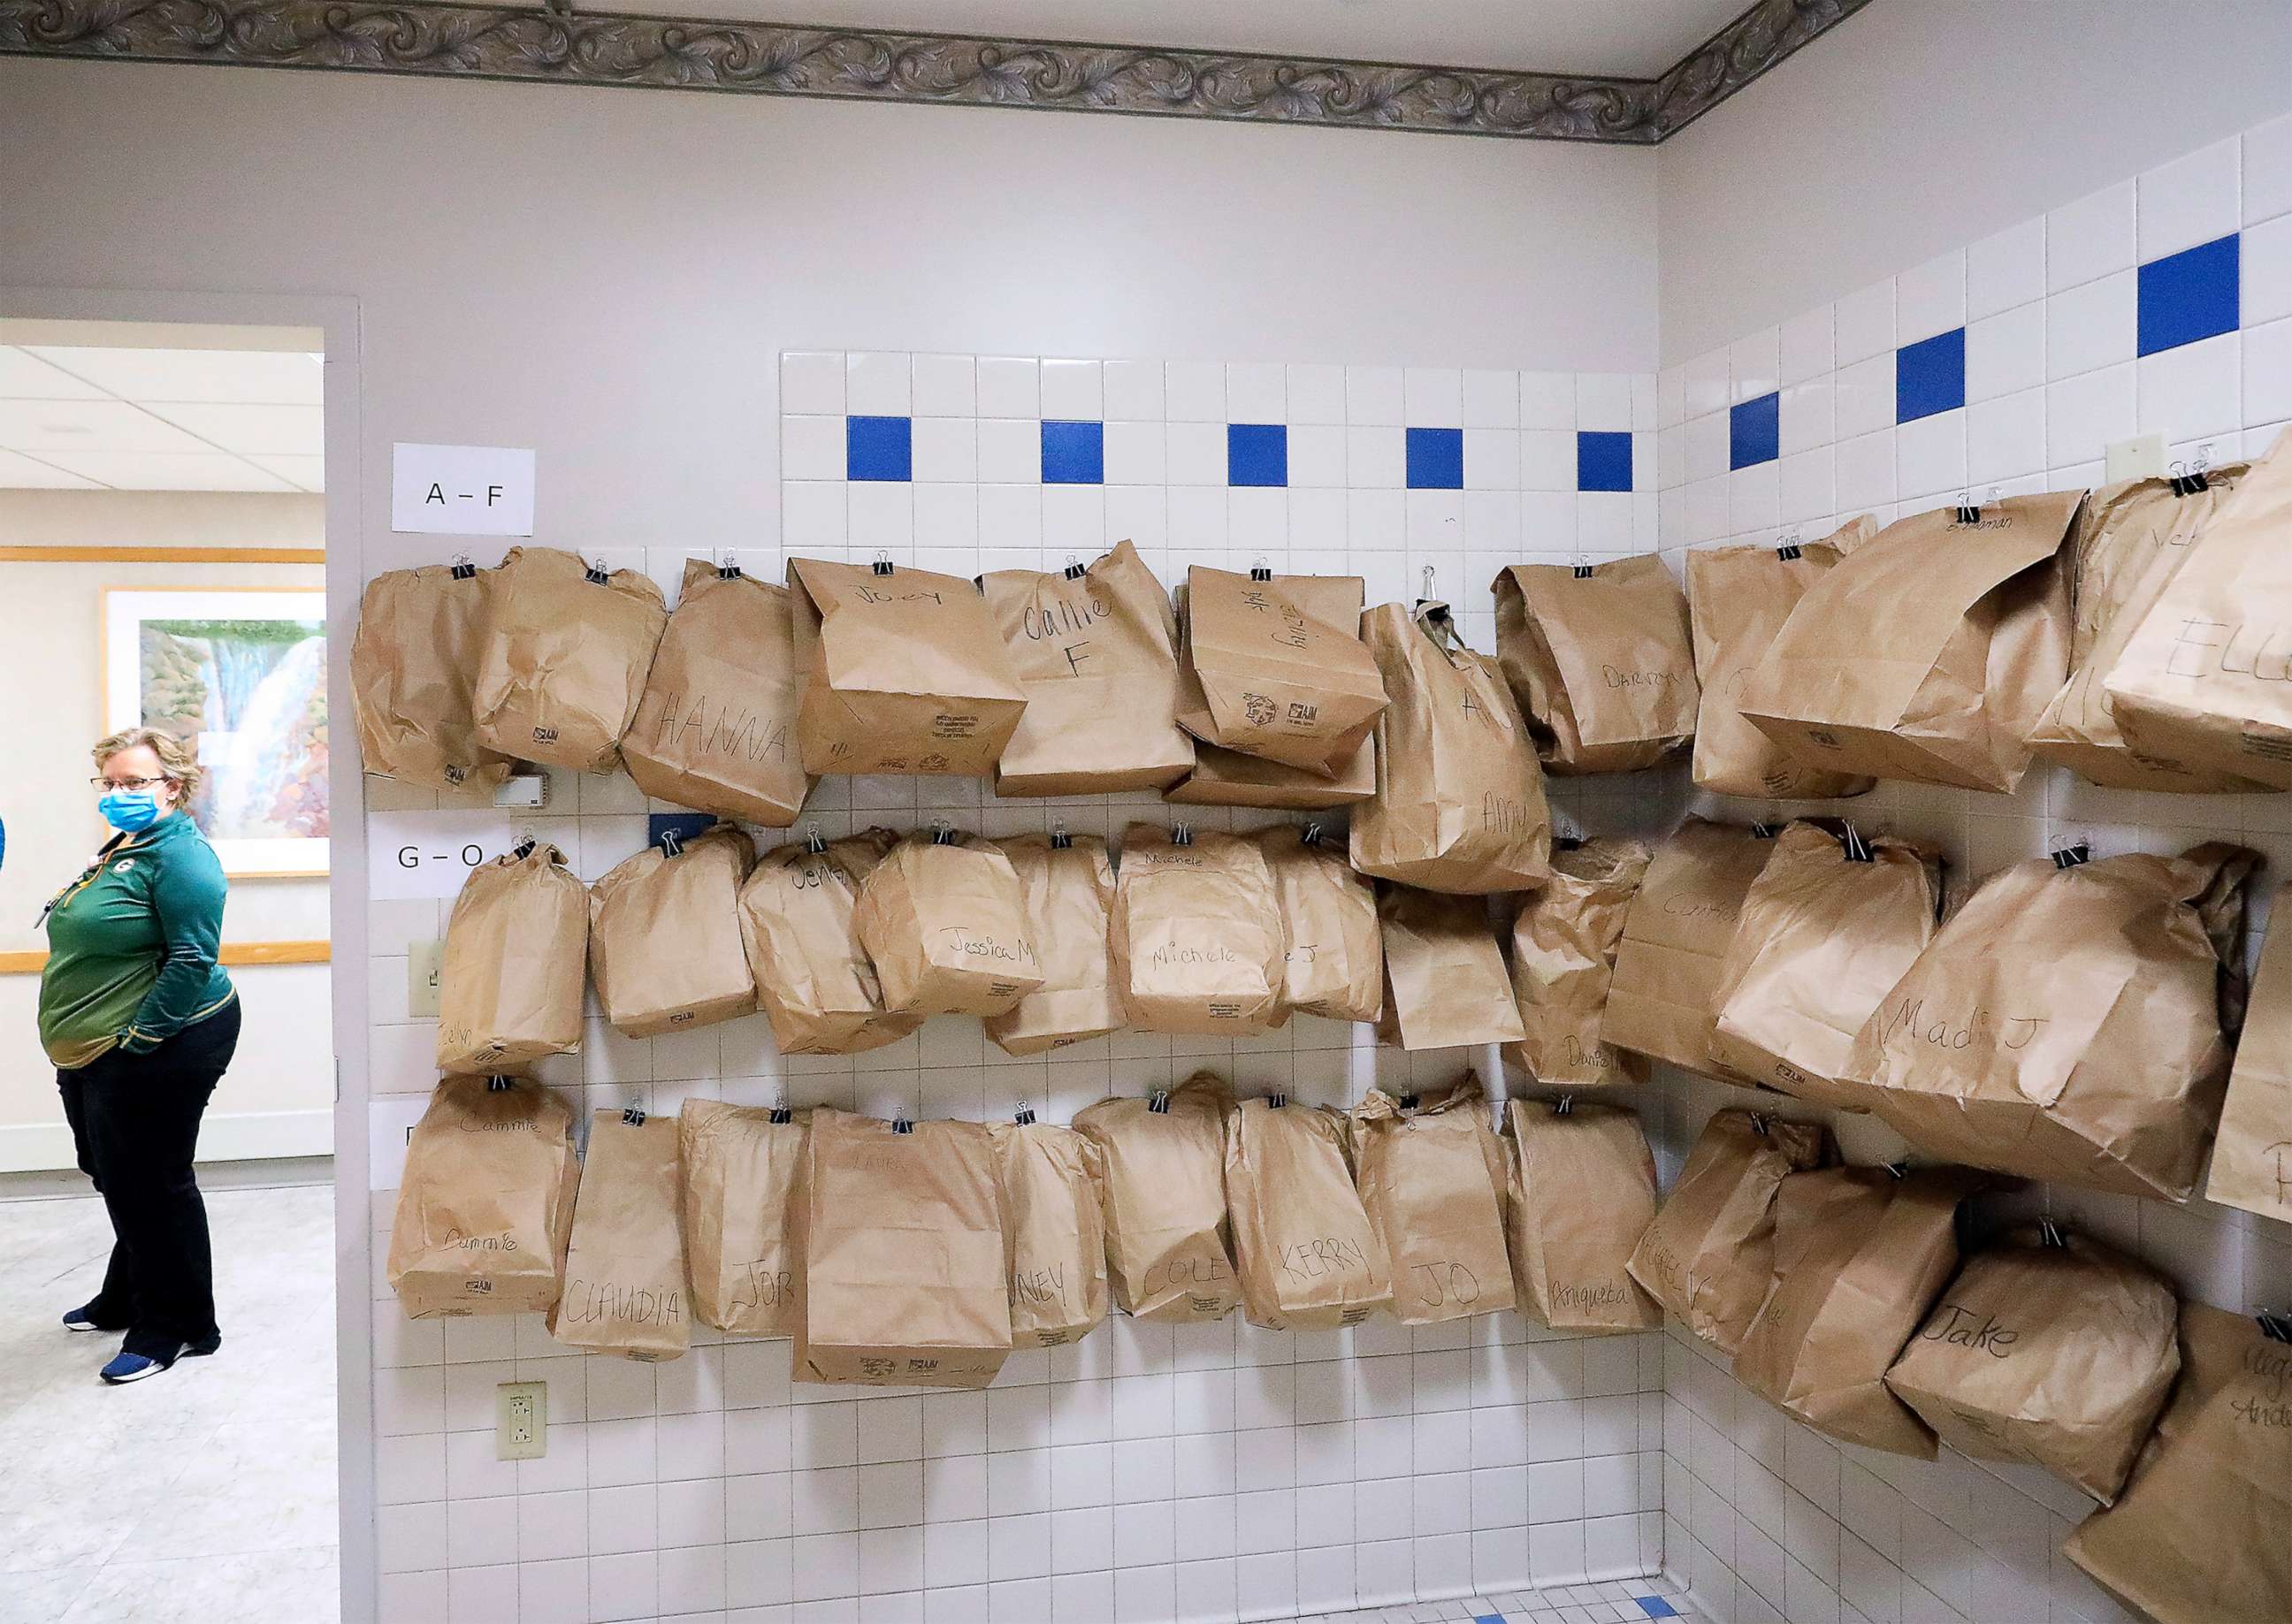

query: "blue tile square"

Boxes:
[1041, 419, 1104, 484]
[2139, 233, 2241, 356]
[647, 812, 716, 848]
[1730, 391, 1781, 469]
[1227, 423, 1288, 487]
[845, 414, 912, 482]
[1474, 1615, 1507, 1624]
[1635, 1598, 1680, 1619]
[1405, 425, 1465, 490]
[1578, 429, 1633, 492]
[1895, 327, 1966, 423]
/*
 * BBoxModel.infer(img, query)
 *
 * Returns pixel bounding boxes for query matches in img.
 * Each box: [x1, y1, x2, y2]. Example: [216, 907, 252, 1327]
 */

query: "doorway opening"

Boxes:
[0, 316, 340, 1622]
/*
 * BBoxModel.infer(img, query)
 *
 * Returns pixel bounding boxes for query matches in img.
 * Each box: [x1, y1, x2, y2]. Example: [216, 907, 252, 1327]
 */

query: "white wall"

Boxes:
[0, 489, 332, 1169]
[1657, 0, 2292, 365]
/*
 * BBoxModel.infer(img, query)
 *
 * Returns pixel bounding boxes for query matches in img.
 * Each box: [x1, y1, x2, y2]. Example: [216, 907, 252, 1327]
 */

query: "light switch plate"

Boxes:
[408, 938, 443, 1019]
[497, 1380, 546, 1460]
[2105, 432, 2167, 483]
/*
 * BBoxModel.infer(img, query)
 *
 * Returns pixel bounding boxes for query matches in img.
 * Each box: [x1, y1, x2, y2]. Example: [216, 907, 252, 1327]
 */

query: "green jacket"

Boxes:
[38, 812, 236, 1069]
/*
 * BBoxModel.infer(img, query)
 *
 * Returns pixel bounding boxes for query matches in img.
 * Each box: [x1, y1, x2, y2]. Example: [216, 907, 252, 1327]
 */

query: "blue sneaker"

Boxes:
[63, 1302, 123, 1333]
[99, 1350, 169, 1384]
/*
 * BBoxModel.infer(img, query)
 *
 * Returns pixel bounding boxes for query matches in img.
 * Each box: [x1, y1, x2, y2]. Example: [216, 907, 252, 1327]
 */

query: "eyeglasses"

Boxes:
[90, 776, 169, 792]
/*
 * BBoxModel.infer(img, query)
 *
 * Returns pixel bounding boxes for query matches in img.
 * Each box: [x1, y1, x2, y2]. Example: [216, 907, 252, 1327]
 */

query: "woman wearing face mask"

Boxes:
[37, 727, 238, 1384]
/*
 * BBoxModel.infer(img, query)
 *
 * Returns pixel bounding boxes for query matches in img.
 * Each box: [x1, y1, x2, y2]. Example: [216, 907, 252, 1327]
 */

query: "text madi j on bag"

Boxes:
[470, 545, 668, 774]
[786, 557, 1028, 777]
[1602, 819, 1776, 1084]
[350, 560, 516, 793]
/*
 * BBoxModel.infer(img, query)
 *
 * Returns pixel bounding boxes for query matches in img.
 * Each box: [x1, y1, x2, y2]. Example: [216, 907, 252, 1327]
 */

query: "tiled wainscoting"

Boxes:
[1643, 107, 2292, 1624]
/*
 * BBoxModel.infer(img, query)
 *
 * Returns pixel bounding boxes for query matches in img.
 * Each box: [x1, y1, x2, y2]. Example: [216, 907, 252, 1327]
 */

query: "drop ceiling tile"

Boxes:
[0, 446, 103, 488]
[26, 345, 325, 406]
[141, 400, 325, 455]
[31, 450, 296, 492]
[0, 398, 213, 454]
[0, 347, 111, 400]
[244, 452, 326, 492]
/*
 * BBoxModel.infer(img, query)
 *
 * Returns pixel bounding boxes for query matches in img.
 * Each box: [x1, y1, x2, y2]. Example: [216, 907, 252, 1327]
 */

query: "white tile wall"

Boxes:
[1650, 113, 2292, 1624]
[358, 353, 1669, 1624]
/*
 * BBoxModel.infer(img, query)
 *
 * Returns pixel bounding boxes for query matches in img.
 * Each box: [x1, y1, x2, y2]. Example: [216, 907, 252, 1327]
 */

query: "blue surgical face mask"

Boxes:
[98, 789, 164, 834]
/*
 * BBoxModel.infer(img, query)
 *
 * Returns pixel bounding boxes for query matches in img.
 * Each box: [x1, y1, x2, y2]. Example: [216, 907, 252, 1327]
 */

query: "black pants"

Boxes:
[57, 999, 241, 1358]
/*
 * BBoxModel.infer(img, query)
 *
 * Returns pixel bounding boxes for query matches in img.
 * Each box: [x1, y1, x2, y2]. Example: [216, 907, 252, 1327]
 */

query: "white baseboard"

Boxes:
[0, 1108, 334, 1174]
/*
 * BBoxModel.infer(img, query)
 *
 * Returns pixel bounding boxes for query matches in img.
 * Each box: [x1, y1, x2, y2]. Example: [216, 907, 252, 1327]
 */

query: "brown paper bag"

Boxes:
[855, 830, 1043, 1017]
[1738, 492, 2086, 791]
[589, 823, 759, 1039]
[737, 827, 921, 1056]
[2062, 1304, 2292, 1622]
[797, 1109, 1012, 1387]
[2207, 882, 2292, 1221]
[2103, 428, 2292, 788]
[1176, 565, 1387, 774]
[1504, 1097, 1662, 1333]
[1166, 575, 1378, 809]
[2030, 469, 2270, 790]
[1604, 819, 1777, 1081]
[1256, 823, 1382, 1024]
[786, 557, 1028, 777]
[1348, 1084, 1515, 1325]
[1626, 1109, 1830, 1354]
[1223, 1097, 1392, 1330]
[1844, 842, 2258, 1200]
[1376, 884, 1526, 1050]
[351, 562, 516, 793]
[984, 541, 1194, 796]
[435, 840, 587, 1075]
[623, 560, 814, 824]
[1708, 821, 1944, 1112]
[1350, 601, 1552, 894]
[1884, 1225, 2179, 1503]
[1072, 1072, 1239, 1322]
[471, 546, 668, 774]
[1687, 520, 1879, 799]
[983, 833, 1121, 1056]
[386, 1075, 580, 1317]
[991, 1115, 1111, 1348]
[1507, 838, 1653, 1088]
[1735, 1165, 1981, 1458]
[1493, 555, 1700, 775]
[551, 1109, 691, 1361]
[679, 1099, 806, 1338]
[1110, 825, 1285, 1034]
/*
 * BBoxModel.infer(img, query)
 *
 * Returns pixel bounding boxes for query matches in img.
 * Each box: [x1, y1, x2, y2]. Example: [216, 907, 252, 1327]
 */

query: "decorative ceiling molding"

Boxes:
[0, 0, 1871, 141]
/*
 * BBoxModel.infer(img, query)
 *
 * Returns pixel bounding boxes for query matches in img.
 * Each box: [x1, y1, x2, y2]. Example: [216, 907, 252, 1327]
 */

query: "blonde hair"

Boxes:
[93, 726, 202, 804]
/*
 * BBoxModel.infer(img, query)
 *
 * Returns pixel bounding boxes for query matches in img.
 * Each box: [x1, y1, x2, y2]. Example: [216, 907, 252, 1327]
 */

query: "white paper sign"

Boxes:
[390, 442, 536, 536]
[368, 1096, 432, 1191]
[367, 811, 529, 900]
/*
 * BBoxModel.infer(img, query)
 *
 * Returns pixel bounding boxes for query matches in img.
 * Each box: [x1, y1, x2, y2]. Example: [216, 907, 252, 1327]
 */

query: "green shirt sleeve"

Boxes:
[118, 835, 230, 1055]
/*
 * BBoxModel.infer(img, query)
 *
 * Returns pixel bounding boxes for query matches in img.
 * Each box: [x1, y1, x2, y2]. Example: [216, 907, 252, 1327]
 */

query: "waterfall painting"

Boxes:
[102, 588, 329, 877]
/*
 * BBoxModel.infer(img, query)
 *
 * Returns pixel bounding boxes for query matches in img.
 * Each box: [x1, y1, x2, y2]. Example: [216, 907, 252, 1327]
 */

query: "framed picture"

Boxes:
[102, 586, 330, 877]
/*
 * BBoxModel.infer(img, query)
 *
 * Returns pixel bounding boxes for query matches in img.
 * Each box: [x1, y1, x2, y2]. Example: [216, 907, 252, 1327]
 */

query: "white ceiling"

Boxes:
[0, 345, 325, 493]
[585, 0, 1751, 77]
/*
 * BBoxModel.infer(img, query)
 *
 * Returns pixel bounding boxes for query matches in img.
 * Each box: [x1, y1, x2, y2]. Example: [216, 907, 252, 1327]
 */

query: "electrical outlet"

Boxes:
[497, 1380, 546, 1460]
[2105, 432, 2167, 483]
[408, 938, 444, 1019]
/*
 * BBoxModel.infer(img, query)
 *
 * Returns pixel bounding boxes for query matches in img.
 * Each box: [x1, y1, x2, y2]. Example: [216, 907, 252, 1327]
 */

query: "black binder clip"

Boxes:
[1953, 491, 1982, 525]
[1398, 1094, 1420, 1112]
[1885, 1160, 1909, 1179]
[1571, 562, 1595, 579]
[1301, 822, 1325, 848]
[1555, 1094, 1575, 1117]
[1065, 556, 1089, 582]
[584, 560, 611, 585]
[1752, 822, 1777, 840]
[1172, 823, 1194, 847]
[2038, 1217, 2068, 1248]
[2258, 1311, 2292, 1345]
[1050, 820, 1073, 851]
[1842, 825, 1874, 863]
[872, 554, 896, 577]
[717, 559, 743, 579]
[622, 1107, 647, 1127]
[658, 827, 684, 858]
[1249, 561, 1274, 583]
[1148, 1090, 1171, 1115]
[1775, 534, 1803, 562]
[511, 835, 537, 861]
[485, 1075, 516, 1093]
[891, 1117, 914, 1135]
[1748, 1112, 1772, 1136]
[1266, 1094, 1287, 1109]
[1015, 1102, 1037, 1125]
[805, 823, 827, 856]
[931, 823, 959, 846]
[450, 557, 478, 581]
[2051, 842, 2091, 870]
[768, 1105, 794, 1125]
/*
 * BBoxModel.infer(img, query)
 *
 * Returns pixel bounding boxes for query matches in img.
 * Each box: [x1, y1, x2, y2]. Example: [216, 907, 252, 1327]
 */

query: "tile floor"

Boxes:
[0, 1180, 338, 1624]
